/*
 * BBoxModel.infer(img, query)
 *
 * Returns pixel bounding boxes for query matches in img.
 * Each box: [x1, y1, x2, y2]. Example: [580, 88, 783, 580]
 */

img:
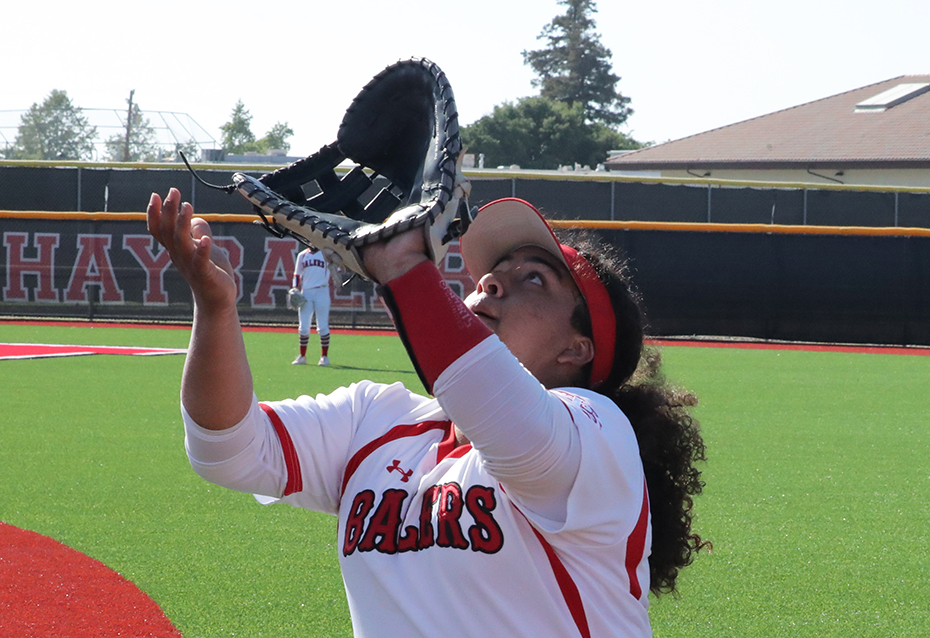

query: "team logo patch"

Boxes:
[0, 343, 187, 360]
[386, 459, 413, 482]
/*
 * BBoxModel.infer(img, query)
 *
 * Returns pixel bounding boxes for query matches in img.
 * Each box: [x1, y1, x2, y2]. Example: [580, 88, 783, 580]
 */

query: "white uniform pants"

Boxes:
[297, 286, 331, 336]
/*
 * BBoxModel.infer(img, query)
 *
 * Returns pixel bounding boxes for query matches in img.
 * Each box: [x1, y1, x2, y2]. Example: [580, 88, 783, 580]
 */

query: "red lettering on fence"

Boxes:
[64, 235, 124, 304]
[251, 237, 298, 307]
[122, 235, 172, 305]
[3, 232, 60, 302]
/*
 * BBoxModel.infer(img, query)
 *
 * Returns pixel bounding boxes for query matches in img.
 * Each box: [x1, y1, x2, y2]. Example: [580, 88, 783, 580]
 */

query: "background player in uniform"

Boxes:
[147, 188, 708, 637]
[290, 246, 332, 366]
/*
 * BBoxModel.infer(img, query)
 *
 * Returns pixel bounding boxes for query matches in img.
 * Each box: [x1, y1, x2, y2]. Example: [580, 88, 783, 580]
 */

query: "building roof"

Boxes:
[606, 75, 930, 170]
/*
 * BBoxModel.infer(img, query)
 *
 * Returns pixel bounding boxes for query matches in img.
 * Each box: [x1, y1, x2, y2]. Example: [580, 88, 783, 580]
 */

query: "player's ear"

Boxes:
[556, 334, 595, 369]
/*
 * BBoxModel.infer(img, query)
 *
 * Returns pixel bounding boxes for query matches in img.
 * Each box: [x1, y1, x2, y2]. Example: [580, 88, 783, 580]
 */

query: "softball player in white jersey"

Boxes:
[292, 247, 332, 366]
[147, 190, 708, 638]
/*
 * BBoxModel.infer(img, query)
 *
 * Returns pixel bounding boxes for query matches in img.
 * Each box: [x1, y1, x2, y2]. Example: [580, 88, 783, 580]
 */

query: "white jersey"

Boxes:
[184, 335, 652, 637]
[293, 248, 330, 293]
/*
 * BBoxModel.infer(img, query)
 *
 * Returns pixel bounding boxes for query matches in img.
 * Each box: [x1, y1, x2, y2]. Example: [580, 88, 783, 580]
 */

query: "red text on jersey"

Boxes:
[343, 482, 504, 556]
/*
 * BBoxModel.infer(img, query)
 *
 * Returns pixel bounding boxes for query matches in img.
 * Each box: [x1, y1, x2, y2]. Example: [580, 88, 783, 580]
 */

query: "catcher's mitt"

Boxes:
[230, 57, 474, 284]
[286, 288, 307, 311]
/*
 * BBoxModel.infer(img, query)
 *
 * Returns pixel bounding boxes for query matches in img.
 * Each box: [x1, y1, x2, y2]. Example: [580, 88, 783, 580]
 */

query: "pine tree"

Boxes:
[220, 100, 257, 154]
[522, 0, 632, 127]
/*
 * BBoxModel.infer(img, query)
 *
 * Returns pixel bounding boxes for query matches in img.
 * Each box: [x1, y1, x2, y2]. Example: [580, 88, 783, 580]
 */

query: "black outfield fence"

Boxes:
[2, 161, 929, 346]
[605, 227, 930, 347]
[2, 213, 928, 347]
[4, 162, 930, 227]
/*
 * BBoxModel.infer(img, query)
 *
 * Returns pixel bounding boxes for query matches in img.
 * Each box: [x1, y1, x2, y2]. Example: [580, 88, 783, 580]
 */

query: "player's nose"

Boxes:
[475, 271, 504, 297]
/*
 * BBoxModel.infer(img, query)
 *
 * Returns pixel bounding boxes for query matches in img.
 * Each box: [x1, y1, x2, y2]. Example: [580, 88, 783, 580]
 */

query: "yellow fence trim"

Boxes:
[0, 210, 256, 223]
[3, 210, 930, 238]
[548, 219, 930, 237]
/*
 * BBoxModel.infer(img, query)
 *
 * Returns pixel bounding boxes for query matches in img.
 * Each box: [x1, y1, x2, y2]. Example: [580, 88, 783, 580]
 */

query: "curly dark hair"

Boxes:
[557, 229, 710, 596]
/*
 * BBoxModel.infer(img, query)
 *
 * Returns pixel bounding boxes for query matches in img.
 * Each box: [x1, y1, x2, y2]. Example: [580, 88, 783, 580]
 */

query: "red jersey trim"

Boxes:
[507, 492, 590, 638]
[525, 517, 591, 638]
[436, 423, 472, 461]
[259, 403, 303, 496]
[341, 420, 451, 496]
[625, 479, 650, 600]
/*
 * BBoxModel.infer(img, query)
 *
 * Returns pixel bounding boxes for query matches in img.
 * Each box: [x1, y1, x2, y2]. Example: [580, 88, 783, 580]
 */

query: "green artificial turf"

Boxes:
[650, 346, 930, 638]
[0, 323, 412, 637]
[1, 324, 928, 637]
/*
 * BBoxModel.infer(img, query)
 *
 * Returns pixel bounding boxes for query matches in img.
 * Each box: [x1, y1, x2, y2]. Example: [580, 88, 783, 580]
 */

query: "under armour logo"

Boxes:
[386, 459, 413, 482]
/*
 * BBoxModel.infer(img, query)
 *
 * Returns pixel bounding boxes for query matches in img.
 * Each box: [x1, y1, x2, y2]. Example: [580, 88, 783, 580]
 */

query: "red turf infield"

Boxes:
[0, 523, 181, 637]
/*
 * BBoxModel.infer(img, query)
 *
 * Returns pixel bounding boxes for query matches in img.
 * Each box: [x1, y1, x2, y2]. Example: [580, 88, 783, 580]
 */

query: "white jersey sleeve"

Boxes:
[434, 336, 646, 544]
[182, 381, 441, 515]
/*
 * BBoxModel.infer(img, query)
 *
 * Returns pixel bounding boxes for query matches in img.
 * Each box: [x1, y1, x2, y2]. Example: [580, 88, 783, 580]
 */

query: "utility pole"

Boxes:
[123, 89, 135, 161]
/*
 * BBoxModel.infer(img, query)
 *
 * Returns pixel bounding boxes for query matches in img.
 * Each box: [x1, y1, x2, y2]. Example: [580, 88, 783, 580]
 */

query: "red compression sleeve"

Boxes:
[379, 261, 492, 394]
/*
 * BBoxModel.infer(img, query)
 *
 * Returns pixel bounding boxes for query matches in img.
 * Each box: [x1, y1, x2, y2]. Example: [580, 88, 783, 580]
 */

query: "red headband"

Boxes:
[560, 245, 616, 388]
[461, 198, 617, 389]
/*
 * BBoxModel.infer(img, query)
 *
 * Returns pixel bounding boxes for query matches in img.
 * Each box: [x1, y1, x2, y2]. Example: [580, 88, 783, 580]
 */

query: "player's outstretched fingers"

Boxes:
[168, 190, 194, 254]
[147, 190, 183, 251]
[148, 188, 184, 253]
[146, 192, 164, 244]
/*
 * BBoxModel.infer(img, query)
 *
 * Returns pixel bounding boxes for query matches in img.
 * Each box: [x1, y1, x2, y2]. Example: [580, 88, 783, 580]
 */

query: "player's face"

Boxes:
[465, 246, 589, 388]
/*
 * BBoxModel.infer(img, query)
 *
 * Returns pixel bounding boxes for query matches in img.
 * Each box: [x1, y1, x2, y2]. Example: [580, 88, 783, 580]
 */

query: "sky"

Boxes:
[4, 0, 929, 158]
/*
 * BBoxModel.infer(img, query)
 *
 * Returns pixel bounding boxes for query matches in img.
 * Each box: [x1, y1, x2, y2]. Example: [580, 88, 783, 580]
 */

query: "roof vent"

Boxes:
[855, 82, 930, 112]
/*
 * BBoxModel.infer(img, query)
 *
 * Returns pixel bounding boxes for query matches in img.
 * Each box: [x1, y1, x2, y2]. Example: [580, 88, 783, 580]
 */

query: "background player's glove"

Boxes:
[232, 57, 475, 285]
[286, 288, 307, 311]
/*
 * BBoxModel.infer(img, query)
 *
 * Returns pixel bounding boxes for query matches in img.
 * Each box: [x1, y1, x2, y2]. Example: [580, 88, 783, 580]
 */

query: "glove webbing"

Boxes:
[237, 173, 441, 249]
[255, 143, 401, 220]
[236, 175, 358, 247]
[259, 143, 344, 203]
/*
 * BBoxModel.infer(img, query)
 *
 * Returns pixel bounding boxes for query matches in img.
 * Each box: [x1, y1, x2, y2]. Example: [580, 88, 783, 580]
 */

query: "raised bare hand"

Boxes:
[146, 188, 237, 313]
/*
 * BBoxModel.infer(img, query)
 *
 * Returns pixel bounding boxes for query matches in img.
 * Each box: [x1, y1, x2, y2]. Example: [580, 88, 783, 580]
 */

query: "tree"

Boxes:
[522, 0, 632, 127]
[461, 96, 641, 170]
[255, 122, 294, 153]
[11, 90, 97, 160]
[220, 102, 294, 155]
[462, 0, 643, 169]
[170, 139, 201, 163]
[104, 92, 159, 162]
[220, 100, 257, 154]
